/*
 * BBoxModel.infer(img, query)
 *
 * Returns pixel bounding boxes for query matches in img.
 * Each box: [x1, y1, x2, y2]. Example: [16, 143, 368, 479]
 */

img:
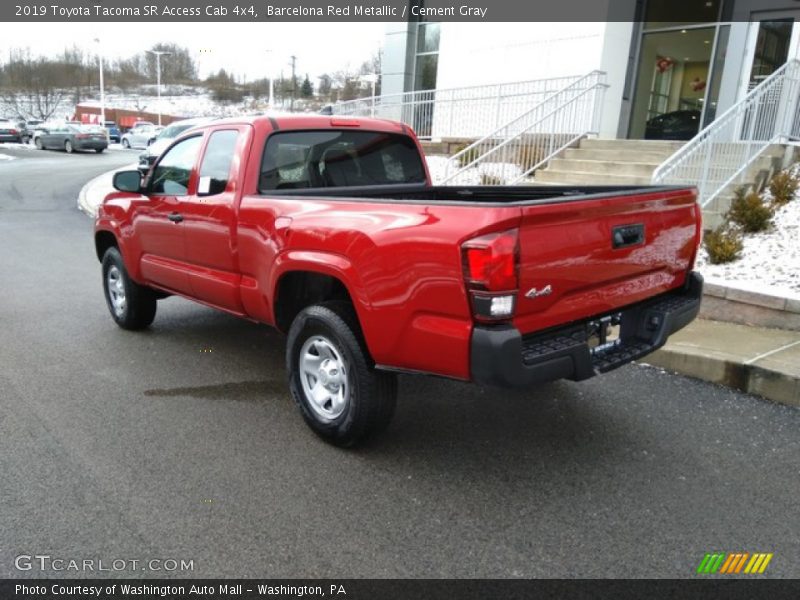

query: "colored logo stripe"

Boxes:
[698, 552, 773, 574]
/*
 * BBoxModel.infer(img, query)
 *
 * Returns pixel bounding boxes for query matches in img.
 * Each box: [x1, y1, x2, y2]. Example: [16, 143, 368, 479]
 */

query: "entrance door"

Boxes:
[629, 27, 716, 140]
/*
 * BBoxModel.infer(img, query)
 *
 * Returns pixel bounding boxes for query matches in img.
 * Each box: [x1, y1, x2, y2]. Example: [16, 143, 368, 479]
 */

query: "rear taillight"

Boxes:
[9, 129, 17, 135]
[462, 228, 519, 321]
[76, 134, 89, 139]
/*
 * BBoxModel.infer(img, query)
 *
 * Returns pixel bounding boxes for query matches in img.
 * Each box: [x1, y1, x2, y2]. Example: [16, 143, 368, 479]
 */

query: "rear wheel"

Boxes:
[101, 247, 157, 330]
[64, 140, 73, 154]
[286, 302, 397, 447]
[122, 138, 130, 149]
[35, 137, 43, 150]
[95, 148, 104, 154]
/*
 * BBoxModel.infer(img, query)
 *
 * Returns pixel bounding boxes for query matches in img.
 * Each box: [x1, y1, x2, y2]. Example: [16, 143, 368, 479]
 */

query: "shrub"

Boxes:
[726, 189, 774, 233]
[480, 173, 502, 186]
[703, 226, 743, 264]
[768, 169, 799, 206]
[452, 142, 481, 169]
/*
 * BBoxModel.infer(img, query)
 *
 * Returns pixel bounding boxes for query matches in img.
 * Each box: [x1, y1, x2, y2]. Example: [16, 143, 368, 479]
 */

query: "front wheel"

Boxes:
[95, 148, 104, 153]
[121, 138, 130, 148]
[35, 137, 44, 150]
[286, 303, 397, 447]
[101, 247, 157, 330]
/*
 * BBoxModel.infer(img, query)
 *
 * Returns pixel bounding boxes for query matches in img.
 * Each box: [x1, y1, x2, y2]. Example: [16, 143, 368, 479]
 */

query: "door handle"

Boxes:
[168, 212, 184, 223]
[612, 223, 644, 249]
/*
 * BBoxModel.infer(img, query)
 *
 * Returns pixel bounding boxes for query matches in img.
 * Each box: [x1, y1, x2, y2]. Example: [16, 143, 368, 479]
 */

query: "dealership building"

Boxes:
[380, 0, 800, 139]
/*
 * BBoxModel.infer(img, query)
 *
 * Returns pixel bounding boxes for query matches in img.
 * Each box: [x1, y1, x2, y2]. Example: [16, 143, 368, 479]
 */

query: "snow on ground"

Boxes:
[0, 153, 15, 161]
[426, 155, 524, 185]
[696, 177, 800, 295]
[0, 142, 37, 151]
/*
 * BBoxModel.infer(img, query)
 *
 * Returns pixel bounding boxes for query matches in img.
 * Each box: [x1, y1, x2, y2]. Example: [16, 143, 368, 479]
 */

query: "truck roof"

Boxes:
[202, 113, 411, 136]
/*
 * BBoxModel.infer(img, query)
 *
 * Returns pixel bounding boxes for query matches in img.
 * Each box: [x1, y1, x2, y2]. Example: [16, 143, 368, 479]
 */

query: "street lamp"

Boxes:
[146, 50, 172, 126]
[93, 37, 105, 132]
[359, 74, 378, 116]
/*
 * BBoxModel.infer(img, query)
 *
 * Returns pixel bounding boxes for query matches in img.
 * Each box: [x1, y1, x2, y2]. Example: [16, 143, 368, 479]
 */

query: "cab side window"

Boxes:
[197, 130, 239, 196]
[150, 136, 203, 195]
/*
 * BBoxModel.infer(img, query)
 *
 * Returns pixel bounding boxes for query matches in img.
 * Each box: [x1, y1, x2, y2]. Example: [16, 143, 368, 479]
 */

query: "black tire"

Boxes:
[64, 140, 74, 154]
[35, 137, 43, 150]
[95, 148, 104, 153]
[101, 246, 157, 330]
[286, 302, 397, 447]
[122, 138, 130, 149]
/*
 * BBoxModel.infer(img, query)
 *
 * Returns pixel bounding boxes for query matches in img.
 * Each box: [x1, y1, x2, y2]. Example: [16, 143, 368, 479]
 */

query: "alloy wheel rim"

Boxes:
[299, 335, 349, 421]
[106, 265, 126, 317]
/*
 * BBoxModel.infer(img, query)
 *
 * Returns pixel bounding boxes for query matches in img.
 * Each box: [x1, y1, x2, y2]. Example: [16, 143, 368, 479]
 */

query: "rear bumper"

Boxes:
[75, 140, 108, 150]
[470, 271, 703, 388]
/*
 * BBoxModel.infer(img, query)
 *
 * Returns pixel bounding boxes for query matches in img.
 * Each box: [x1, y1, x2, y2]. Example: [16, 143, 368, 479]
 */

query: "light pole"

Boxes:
[93, 37, 105, 131]
[359, 74, 378, 116]
[146, 50, 172, 125]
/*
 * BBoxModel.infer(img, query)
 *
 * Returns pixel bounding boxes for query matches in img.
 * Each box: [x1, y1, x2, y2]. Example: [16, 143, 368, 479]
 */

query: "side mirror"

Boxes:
[113, 170, 143, 193]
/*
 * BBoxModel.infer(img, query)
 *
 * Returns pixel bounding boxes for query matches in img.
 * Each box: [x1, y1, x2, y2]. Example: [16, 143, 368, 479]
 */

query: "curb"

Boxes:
[646, 319, 800, 408]
[77, 163, 138, 217]
[700, 279, 800, 331]
[647, 348, 799, 407]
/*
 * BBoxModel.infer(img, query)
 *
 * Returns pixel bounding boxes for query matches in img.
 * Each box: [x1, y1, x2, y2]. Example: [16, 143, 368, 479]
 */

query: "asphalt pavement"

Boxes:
[1, 145, 798, 578]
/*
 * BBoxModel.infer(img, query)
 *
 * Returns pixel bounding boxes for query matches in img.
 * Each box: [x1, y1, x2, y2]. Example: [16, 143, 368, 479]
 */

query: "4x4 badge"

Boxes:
[525, 284, 552, 299]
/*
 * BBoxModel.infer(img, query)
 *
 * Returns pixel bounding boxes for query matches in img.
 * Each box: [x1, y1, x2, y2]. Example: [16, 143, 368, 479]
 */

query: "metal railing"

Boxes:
[652, 59, 800, 208]
[330, 75, 584, 139]
[440, 71, 608, 184]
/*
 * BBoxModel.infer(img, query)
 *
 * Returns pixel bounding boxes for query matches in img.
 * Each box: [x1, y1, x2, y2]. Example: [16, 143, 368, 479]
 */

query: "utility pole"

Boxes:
[265, 50, 274, 108]
[146, 50, 172, 126]
[289, 55, 297, 112]
[93, 38, 105, 131]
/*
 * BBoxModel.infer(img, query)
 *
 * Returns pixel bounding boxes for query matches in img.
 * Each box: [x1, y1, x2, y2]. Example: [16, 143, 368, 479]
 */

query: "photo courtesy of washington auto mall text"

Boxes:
[1, 0, 800, 598]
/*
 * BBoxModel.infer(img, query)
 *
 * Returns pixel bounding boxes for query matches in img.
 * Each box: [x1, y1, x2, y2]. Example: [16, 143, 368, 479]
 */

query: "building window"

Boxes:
[414, 22, 440, 91]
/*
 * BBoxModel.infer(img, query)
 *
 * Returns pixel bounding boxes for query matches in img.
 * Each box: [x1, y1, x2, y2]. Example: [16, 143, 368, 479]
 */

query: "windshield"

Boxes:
[157, 123, 195, 140]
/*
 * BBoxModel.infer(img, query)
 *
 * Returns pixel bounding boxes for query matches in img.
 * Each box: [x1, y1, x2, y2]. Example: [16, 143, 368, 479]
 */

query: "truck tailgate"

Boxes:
[513, 188, 699, 334]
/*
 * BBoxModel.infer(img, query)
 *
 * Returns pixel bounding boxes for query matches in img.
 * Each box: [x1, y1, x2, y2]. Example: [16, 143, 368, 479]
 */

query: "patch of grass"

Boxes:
[703, 226, 744, 264]
[768, 169, 799, 206]
[726, 188, 774, 233]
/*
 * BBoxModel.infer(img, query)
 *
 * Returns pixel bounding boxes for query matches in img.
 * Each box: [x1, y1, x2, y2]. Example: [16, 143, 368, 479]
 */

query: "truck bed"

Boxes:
[269, 184, 693, 206]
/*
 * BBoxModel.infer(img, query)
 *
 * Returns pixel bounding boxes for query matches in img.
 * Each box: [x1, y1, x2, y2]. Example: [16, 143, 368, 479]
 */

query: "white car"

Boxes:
[121, 124, 161, 149]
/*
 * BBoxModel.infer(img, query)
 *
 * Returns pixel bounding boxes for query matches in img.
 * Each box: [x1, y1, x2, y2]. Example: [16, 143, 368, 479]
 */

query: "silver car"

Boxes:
[138, 117, 214, 172]
[121, 123, 161, 149]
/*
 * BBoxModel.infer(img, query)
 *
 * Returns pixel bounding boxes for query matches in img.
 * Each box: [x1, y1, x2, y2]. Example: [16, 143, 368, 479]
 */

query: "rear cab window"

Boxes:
[198, 130, 239, 196]
[259, 130, 426, 192]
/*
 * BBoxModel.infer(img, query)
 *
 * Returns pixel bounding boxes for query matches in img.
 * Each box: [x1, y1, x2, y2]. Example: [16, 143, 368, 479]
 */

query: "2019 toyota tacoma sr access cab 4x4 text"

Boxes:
[95, 115, 703, 446]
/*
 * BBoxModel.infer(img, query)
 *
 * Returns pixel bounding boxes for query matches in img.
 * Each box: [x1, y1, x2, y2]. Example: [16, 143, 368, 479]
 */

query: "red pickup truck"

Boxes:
[95, 115, 703, 446]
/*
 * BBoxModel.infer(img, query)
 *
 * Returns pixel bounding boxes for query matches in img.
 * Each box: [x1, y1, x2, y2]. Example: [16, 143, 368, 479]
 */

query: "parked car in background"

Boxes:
[24, 119, 43, 142]
[645, 110, 701, 140]
[138, 117, 214, 173]
[35, 123, 108, 153]
[121, 123, 159, 149]
[0, 118, 28, 143]
[104, 121, 121, 143]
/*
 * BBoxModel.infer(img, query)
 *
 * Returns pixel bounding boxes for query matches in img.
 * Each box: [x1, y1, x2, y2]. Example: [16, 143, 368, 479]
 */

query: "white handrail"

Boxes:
[329, 75, 584, 140]
[440, 71, 608, 184]
[652, 59, 800, 208]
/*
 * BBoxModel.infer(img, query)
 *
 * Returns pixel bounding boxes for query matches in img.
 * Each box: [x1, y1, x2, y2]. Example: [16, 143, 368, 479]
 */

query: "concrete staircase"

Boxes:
[535, 138, 788, 230]
[535, 139, 684, 186]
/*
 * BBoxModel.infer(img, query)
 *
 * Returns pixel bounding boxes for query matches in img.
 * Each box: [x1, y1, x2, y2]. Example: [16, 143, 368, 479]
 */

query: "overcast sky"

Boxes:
[0, 22, 386, 81]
